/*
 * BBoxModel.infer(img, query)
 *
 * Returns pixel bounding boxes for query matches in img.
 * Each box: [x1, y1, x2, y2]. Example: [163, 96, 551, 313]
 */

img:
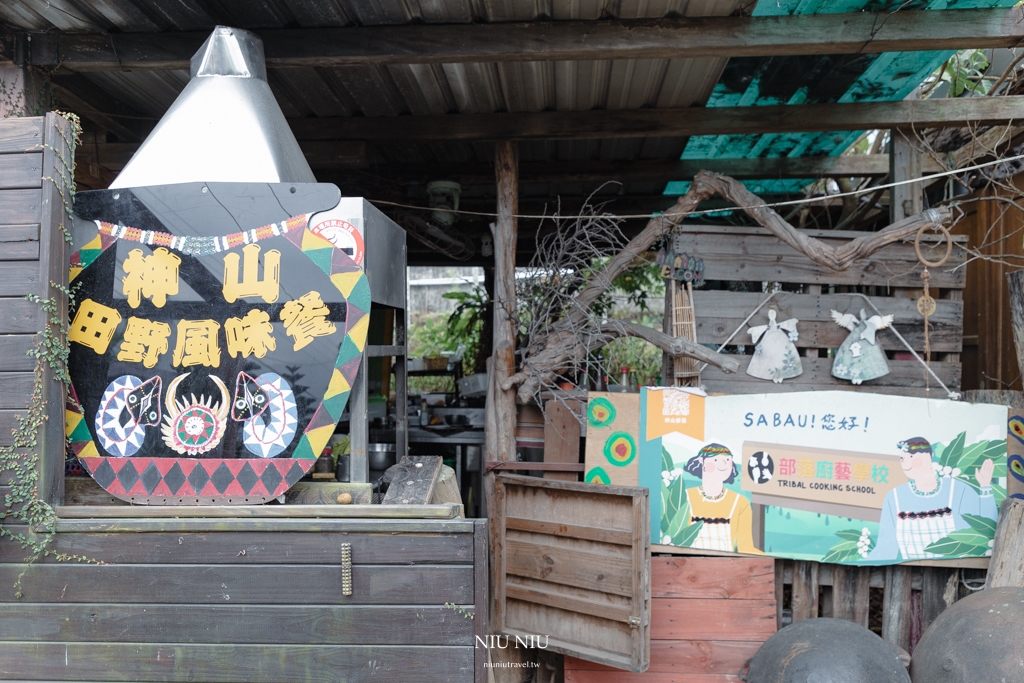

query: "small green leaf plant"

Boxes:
[1, 279, 100, 597]
[922, 49, 993, 98]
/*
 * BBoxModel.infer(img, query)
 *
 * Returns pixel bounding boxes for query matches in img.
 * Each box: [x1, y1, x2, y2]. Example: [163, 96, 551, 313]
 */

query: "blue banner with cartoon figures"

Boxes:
[637, 388, 1009, 564]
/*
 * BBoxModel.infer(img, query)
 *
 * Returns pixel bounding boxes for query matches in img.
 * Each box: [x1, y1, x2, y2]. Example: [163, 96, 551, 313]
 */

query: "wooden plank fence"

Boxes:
[774, 559, 987, 655]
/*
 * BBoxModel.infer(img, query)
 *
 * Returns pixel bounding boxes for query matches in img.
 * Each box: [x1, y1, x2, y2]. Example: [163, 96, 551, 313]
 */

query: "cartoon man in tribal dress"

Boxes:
[683, 443, 761, 554]
[867, 437, 997, 562]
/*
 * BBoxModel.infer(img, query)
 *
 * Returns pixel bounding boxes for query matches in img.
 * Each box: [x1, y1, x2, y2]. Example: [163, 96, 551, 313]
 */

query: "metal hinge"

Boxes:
[341, 542, 353, 596]
[628, 616, 641, 629]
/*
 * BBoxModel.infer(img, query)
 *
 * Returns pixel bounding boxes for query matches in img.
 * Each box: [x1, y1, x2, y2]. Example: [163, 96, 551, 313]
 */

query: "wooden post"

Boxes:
[543, 400, 581, 482]
[791, 560, 819, 622]
[920, 567, 957, 633]
[890, 129, 923, 223]
[485, 141, 532, 679]
[986, 498, 1024, 588]
[831, 565, 871, 628]
[38, 114, 71, 507]
[775, 559, 786, 630]
[882, 565, 913, 652]
[485, 140, 519, 470]
[1006, 270, 1024, 383]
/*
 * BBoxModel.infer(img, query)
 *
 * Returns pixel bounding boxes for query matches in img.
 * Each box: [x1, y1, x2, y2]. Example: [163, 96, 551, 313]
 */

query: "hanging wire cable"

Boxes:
[368, 151, 1024, 221]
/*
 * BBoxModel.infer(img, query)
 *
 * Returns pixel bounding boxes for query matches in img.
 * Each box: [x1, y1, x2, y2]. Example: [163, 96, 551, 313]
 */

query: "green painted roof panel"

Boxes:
[666, 0, 1018, 196]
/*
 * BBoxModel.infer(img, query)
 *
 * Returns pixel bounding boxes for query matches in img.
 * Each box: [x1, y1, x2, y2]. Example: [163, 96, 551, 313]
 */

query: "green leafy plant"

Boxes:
[601, 332, 664, 387]
[660, 447, 703, 547]
[0, 301, 90, 588]
[923, 49, 993, 98]
[443, 285, 487, 373]
[932, 431, 1007, 502]
[612, 261, 665, 315]
[924, 514, 995, 558]
[444, 601, 474, 620]
[410, 315, 452, 358]
[822, 528, 873, 564]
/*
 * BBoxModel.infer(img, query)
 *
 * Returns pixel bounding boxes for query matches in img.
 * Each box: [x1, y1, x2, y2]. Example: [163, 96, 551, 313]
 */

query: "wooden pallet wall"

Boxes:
[674, 226, 966, 397]
[775, 558, 986, 656]
[0, 114, 71, 507]
[564, 557, 776, 683]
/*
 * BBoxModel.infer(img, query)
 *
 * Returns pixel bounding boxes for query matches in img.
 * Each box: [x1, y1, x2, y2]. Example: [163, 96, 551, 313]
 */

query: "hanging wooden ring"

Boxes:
[914, 223, 952, 269]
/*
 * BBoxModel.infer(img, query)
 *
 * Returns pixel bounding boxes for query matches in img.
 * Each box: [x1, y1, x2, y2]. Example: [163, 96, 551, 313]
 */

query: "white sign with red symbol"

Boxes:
[309, 207, 364, 266]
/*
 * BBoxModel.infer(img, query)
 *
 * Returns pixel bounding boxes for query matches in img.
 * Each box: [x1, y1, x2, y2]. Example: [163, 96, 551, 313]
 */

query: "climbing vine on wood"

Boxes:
[0, 112, 100, 598]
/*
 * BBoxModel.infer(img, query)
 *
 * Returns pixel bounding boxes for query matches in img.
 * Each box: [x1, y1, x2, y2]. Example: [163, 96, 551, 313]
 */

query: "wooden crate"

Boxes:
[0, 516, 489, 682]
[674, 226, 966, 397]
[564, 557, 776, 682]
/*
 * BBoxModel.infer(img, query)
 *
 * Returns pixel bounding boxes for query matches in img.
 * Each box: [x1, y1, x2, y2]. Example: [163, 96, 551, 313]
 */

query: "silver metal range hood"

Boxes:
[111, 26, 315, 188]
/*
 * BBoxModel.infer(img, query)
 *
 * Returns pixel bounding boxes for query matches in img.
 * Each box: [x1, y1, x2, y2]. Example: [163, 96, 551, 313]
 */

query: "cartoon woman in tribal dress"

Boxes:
[867, 437, 997, 562]
[683, 443, 761, 554]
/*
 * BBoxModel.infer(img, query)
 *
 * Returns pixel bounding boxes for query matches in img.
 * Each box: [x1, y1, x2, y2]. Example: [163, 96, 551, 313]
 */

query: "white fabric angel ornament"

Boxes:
[830, 309, 895, 385]
[746, 309, 802, 383]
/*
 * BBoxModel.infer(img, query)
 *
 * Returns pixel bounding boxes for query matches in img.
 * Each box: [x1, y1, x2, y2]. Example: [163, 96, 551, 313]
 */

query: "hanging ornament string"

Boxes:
[913, 224, 953, 392]
[94, 213, 311, 257]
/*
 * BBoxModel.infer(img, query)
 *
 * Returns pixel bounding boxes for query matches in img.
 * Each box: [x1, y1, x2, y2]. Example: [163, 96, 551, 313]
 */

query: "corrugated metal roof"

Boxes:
[0, 0, 742, 207]
[1, 0, 1007, 214]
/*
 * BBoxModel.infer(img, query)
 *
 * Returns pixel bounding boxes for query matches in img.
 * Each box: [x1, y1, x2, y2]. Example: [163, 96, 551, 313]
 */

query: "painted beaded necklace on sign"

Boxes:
[95, 214, 310, 257]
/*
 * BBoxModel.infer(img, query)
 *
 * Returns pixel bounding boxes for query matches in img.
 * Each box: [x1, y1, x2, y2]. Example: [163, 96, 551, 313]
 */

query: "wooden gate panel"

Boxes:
[495, 474, 650, 673]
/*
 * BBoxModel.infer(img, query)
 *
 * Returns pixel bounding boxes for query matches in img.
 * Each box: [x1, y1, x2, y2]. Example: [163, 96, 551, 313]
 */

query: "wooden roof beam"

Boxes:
[80, 142, 936, 179]
[23, 9, 1024, 72]
[291, 96, 1024, 142]
[352, 155, 945, 184]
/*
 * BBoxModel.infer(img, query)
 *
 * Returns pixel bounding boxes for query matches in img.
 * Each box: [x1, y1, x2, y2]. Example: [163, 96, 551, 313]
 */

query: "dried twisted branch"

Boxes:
[504, 171, 954, 404]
